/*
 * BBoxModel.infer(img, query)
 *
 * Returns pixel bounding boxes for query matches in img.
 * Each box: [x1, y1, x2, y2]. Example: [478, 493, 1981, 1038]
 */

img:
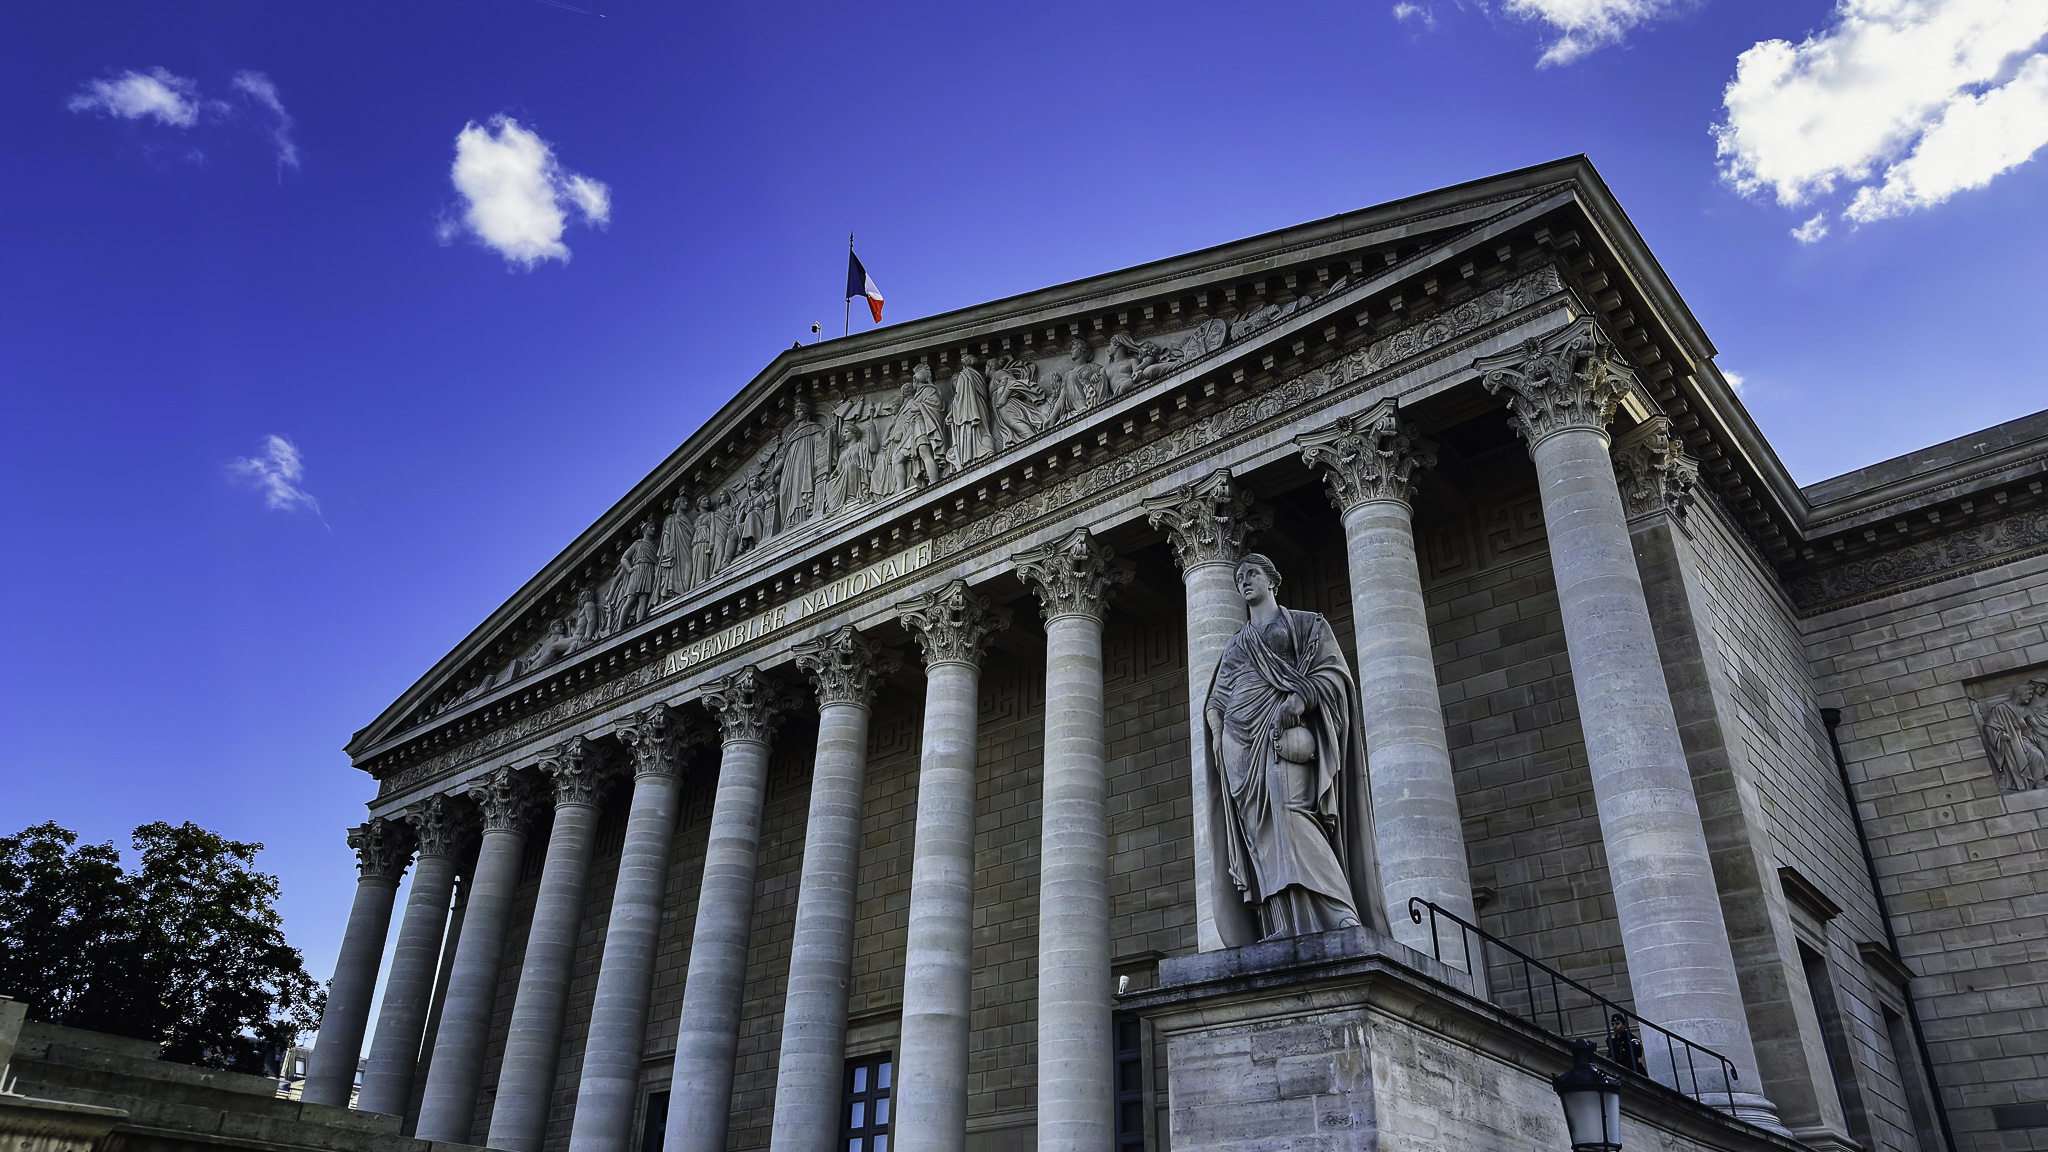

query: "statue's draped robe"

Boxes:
[778, 419, 827, 526]
[894, 381, 945, 484]
[1983, 699, 2048, 790]
[657, 506, 693, 597]
[948, 365, 994, 466]
[1206, 607, 1388, 940]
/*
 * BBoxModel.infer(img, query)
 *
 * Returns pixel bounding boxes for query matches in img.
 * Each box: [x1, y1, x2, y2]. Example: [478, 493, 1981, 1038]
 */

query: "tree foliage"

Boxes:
[0, 821, 326, 1074]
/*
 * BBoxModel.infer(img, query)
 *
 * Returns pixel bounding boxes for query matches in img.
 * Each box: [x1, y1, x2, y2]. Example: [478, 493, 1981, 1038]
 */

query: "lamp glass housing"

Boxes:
[1554, 1040, 1622, 1152]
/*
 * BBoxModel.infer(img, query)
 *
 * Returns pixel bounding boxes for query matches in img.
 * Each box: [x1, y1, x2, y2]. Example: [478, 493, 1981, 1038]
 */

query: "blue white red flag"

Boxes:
[846, 248, 884, 323]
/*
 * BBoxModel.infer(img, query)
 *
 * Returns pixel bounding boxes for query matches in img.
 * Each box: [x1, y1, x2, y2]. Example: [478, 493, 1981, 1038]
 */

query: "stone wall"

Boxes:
[1805, 549, 2048, 1152]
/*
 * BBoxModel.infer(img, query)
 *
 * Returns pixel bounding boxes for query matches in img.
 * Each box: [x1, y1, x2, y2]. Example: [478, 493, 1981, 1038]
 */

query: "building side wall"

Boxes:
[1804, 551, 2048, 1152]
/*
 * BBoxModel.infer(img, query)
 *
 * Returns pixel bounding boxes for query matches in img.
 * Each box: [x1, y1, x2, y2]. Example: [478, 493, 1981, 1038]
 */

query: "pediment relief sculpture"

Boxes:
[1970, 670, 2048, 793]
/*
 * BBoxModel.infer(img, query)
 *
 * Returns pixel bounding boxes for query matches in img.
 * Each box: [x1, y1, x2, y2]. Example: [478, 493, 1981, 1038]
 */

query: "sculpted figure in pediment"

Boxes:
[948, 354, 995, 468]
[1105, 333, 1184, 398]
[776, 397, 830, 529]
[826, 398, 879, 514]
[604, 519, 661, 632]
[656, 494, 694, 599]
[887, 364, 946, 491]
[736, 467, 778, 557]
[713, 488, 741, 571]
[987, 356, 1048, 449]
[688, 495, 719, 586]
[1045, 337, 1107, 421]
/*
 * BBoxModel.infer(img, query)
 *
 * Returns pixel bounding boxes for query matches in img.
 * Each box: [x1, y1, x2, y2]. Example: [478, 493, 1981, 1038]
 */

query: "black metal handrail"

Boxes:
[1407, 897, 1741, 1119]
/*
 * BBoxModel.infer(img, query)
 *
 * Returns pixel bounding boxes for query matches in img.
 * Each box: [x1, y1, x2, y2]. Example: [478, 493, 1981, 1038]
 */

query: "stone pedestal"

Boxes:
[1121, 930, 1802, 1152]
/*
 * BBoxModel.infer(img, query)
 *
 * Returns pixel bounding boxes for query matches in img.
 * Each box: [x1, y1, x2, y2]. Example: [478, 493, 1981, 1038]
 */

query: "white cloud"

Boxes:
[232, 71, 300, 170]
[68, 68, 200, 127]
[1393, 2, 1438, 28]
[227, 435, 320, 513]
[1504, 0, 1681, 65]
[444, 116, 611, 268]
[1722, 369, 1748, 396]
[1791, 212, 1830, 242]
[1715, 0, 2048, 231]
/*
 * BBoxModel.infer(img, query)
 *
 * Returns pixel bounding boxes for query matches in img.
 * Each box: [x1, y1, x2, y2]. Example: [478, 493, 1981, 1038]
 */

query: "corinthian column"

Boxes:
[1297, 402, 1479, 963]
[1476, 318, 1777, 1127]
[770, 627, 893, 1152]
[360, 795, 474, 1116]
[1143, 470, 1268, 951]
[304, 818, 413, 1108]
[488, 739, 618, 1152]
[416, 766, 541, 1144]
[570, 705, 706, 1152]
[664, 668, 789, 1152]
[893, 581, 1008, 1152]
[1013, 530, 1130, 1152]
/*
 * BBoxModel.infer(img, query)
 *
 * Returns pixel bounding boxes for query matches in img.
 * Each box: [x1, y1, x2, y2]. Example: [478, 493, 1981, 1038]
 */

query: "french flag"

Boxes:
[846, 247, 884, 324]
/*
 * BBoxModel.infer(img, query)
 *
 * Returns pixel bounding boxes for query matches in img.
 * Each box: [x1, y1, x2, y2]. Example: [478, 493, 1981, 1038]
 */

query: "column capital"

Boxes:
[794, 624, 896, 709]
[1142, 469, 1271, 572]
[617, 702, 711, 779]
[404, 793, 476, 861]
[898, 579, 1010, 668]
[703, 665, 789, 746]
[1611, 416, 1700, 523]
[348, 817, 414, 883]
[1474, 316, 1639, 447]
[540, 737, 614, 809]
[1011, 529, 1132, 623]
[1296, 402, 1437, 511]
[465, 766, 541, 833]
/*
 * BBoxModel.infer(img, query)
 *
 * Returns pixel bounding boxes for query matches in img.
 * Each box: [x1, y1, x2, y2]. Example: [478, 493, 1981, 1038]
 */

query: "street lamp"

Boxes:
[1553, 1039, 1622, 1152]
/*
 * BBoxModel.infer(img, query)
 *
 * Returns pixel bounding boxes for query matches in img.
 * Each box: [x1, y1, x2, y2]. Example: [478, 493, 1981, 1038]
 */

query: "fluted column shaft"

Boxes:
[1145, 471, 1264, 952]
[489, 742, 612, 1152]
[304, 819, 411, 1109]
[1299, 407, 1477, 962]
[570, 707, 696, 1152]
[893, 582, 1006, 1152]
[1481, 320, 1775, 1125]
[666, 669, 787, 1152]
[405, 874, 467, 1131]
[361, 795, 470, 1118]
[1015, 531, 1128, 1152]
[416, 818, 528, 1141]
[770, 627, 889, 1152]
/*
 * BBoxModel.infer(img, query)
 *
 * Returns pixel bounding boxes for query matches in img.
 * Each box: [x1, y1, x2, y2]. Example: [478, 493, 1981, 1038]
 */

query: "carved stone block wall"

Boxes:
[1804, 548, 2048, 1151]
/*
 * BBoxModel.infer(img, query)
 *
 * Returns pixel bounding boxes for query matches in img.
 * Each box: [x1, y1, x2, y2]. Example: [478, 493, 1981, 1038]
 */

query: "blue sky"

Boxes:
[6, 0, 2047, 1018]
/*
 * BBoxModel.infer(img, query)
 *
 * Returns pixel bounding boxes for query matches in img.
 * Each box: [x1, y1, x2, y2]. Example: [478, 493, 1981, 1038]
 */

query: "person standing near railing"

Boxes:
[1606, 1013, 1645, 1074]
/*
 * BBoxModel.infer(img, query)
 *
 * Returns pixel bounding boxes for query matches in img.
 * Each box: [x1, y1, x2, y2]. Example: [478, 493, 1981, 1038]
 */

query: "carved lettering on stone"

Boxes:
[1296, 401, 1437, 511]
[349, 817, 414, 882]
[898, 580, 1010, 668]
[793, 624, 895, 709]
[703, 665, 789, 746]
[1144, 469, 1269, 573]
[1474, 316, 1637, 445]
[1012, 529, 1132, 622]
[1610, 416, 1698, 522]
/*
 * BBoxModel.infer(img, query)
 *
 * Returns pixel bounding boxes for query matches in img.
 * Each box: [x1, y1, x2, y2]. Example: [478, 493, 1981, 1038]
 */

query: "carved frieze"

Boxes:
[1296, 401, 1437, 511]
[1785, 505, 2048, 612]
[1012, 529, 1133, 622]
[542, 737, 614, 809]
[1610, 416, 1698, 522]
[465, 766, 541, 833]
[404, 793, 475, 860]
[1474, 316, 1636, 446]
[348, 817, 414, 882]
[1968, 667, 2048, 793]
[793, 625, 895, 709]
[899, 580, 1010, 668]
[1143, 470, 1269, 572]
[703, 666, 789, 746]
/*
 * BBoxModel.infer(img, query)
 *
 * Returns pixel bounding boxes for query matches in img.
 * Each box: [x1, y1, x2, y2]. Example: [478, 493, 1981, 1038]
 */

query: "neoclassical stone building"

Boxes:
[304, 158, 2048, 1152]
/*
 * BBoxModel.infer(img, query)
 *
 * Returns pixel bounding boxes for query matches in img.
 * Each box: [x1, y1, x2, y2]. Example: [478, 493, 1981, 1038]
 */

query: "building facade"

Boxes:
[303, 159, 2048, 1152]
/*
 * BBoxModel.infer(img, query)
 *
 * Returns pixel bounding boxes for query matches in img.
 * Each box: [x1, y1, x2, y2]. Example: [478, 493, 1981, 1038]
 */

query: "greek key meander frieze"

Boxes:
[374, 265, 1564, 798]
[1786, 504, 2048, 612]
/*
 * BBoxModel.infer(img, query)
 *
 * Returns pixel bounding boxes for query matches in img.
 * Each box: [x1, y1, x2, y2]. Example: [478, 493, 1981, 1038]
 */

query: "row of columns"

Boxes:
[304, 315, 1777, 1147]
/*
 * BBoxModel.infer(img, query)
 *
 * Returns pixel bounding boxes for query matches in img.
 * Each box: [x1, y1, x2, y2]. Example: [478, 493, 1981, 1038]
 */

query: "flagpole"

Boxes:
[845, 232, 853, 338]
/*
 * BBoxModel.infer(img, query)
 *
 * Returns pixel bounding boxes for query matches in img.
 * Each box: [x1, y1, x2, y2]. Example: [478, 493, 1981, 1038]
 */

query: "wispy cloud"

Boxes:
[1715, 0, 2048, 235]
[68, 67, 300, 171]
[439, 115, 611, 268]
[227, 435, 321, 515]
[231, 71, 300, 171]
[1791, 212, 1830, 243]
[1392, 2, 1438, 29]
[1504, 0, 1685, 65]
[68, 68, 201, 127]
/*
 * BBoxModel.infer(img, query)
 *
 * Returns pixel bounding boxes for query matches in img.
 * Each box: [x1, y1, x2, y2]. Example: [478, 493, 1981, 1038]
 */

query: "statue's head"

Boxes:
[793, 396, 811, 420]
[697, 493, 714, 511]
[1068, 337, 1091, 363]
[1234, 553, 1282, 603]
[913, 363, 933, 384]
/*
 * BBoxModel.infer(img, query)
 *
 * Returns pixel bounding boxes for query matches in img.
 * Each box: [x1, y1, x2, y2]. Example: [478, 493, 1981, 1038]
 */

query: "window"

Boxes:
[1799, 942, 1872, 1149]
[640, 1090, 669, 1152]
[844, 1054, 892, 1152]
[1114, 1012, 1144, 1152]
[1881, 1006, 1939, 1152]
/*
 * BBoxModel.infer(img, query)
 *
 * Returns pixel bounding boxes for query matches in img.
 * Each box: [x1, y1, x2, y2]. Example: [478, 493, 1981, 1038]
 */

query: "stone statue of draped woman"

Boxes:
[1204, 553, 1387, 942]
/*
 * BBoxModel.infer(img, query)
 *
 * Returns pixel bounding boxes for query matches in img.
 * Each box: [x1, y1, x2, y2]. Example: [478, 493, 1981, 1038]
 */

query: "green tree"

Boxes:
[0, 821, 326, 1074]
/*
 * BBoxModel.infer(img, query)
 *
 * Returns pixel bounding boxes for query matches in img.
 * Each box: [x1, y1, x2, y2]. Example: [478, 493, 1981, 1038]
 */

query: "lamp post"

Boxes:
[1554, 1039, 1622, 1152]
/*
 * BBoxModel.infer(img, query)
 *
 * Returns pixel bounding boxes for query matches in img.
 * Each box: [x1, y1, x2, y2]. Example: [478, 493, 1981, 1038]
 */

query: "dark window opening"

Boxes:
[640, 1090, 669, 1152]
[844, 1053, 892, 1152]
[1115, 1012, 1145, 1152]
[1881, 1006, 1938, 1152]
[1800, 942, 1873, 1149]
